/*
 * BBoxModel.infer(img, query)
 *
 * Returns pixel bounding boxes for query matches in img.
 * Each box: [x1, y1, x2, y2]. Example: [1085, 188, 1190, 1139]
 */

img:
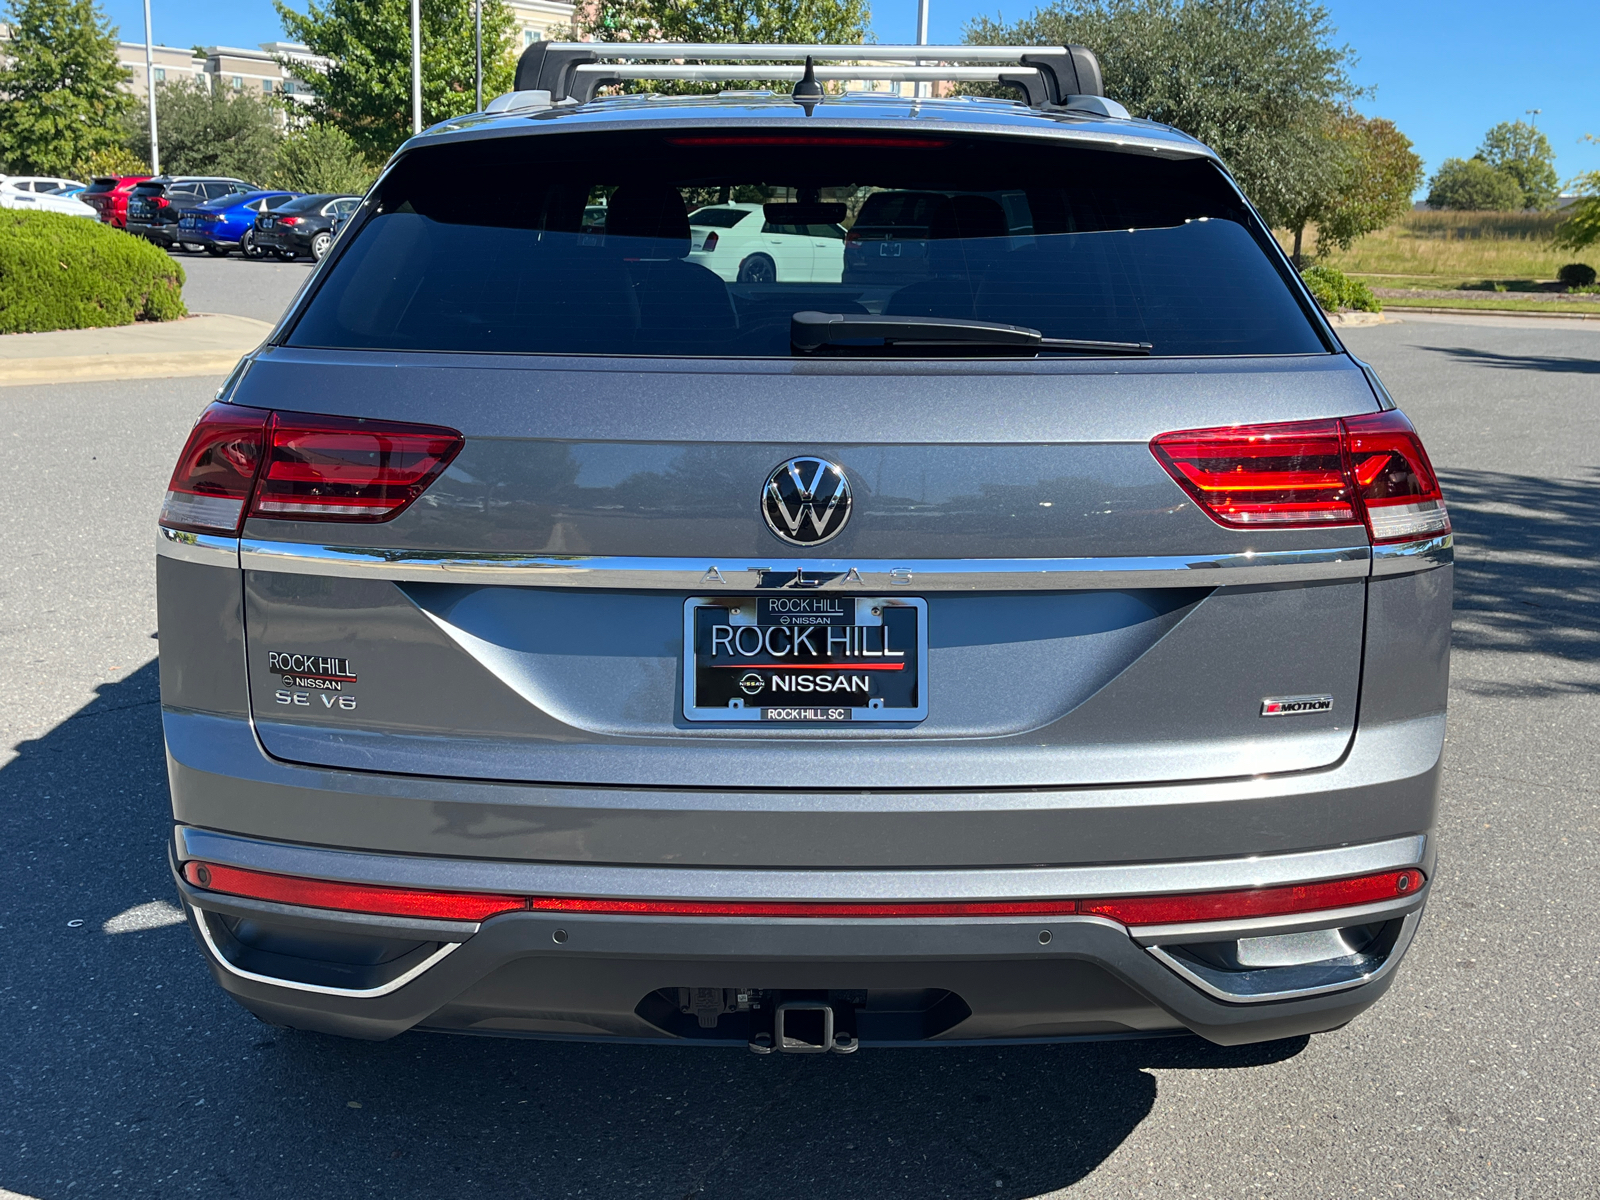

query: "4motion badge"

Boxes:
[762, 457, 852, 546]
[1260, 694, 1334, 717]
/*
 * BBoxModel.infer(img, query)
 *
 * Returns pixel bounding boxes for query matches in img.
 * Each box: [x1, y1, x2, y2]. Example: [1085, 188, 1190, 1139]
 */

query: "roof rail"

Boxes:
[512, 42, 1104, 109]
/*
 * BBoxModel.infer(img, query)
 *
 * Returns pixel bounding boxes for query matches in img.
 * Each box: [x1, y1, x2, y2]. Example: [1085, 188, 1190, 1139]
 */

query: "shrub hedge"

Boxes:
[1558, 262, 1597, 289]
[1301, 264, 1381, 313]
[0, 210, 186, 334]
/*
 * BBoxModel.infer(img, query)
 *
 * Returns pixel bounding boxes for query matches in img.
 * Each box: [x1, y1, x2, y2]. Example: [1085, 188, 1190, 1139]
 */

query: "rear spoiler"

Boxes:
[509, 42, 1105, 109]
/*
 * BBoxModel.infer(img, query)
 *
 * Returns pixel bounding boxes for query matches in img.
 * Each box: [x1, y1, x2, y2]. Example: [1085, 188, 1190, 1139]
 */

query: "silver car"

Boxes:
[156, 42, 1450, 1053]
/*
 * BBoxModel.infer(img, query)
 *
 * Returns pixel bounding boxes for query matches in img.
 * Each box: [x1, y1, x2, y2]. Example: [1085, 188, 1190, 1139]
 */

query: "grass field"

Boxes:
[1275, 210, 1596, 290]
[1379, 295, 1600, 316]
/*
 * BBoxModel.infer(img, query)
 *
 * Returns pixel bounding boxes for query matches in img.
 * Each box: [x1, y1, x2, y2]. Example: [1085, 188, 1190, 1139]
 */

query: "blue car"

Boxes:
[176, 190, 301, 258]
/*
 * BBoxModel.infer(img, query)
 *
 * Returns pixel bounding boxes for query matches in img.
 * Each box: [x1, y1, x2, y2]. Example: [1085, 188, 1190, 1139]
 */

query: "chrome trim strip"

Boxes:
[237, 540, 1372, 591]
[1145, 908, 1421, 1004]
[156, 527, 239, 568]
[177, 828, 1425, 904]
[1371, 532, 1453, 577]
[190, 906, 462, 998]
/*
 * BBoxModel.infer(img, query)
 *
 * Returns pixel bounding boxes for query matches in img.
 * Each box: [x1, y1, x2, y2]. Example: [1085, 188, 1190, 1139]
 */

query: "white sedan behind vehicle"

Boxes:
[0, 176, 97, 218]
[687, 202, 845, 283]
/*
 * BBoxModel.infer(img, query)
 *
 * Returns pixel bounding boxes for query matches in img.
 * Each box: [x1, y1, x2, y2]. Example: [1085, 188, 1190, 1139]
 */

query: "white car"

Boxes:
[0, 176, 97, 218]
[687, 202, 845, 283]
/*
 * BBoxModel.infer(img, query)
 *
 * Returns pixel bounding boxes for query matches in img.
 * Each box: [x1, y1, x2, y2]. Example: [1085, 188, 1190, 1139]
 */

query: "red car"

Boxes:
[82, 175, 152, 227]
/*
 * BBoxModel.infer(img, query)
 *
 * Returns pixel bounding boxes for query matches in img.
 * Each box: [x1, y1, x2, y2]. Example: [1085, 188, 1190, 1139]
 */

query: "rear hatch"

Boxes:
[225, 123, 1381, 791]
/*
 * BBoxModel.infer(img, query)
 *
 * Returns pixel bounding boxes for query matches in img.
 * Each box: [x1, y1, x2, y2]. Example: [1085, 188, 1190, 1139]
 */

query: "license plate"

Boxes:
[683, 596, 927, 723]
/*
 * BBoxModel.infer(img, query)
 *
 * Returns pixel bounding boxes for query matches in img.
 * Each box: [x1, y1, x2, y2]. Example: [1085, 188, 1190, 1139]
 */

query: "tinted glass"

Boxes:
[86, 180, 118, 194]
[688, 207, 752, 228]
[280, 194, 335, 214]
[289, 131, 1326, 359]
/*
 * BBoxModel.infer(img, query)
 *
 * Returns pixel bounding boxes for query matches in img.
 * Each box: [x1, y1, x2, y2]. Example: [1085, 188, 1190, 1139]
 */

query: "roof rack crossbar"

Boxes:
[513, 41, 1104, 107]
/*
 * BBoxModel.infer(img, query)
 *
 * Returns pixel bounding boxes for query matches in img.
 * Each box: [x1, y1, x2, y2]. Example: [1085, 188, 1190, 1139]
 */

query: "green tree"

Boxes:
[577, 0, 871, 73]
[1475, 120, 1559, 210]
[1556, 170, 1600, 251]
[1425, 156, 1524, 211]
[271, 122, 376, 193]
[121, 78, 282, 183]
[1306, 113, 1422, 258]
[965, 0, 1362, 228]
[275, 0, 518, 164]
[73, 143, 150, 180]
[0, 0, 134, 176]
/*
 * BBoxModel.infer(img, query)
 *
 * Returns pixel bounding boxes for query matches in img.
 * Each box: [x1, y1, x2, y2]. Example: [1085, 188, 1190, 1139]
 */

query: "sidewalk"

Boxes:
[0, 313, 273, 388]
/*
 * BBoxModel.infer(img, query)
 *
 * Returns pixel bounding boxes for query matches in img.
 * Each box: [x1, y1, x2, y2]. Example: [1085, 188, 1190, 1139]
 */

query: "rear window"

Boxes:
[132, 182, 164, 195]
[287, 131, 1327, 359]
[689, 207, 753, 228]
[280, 194, 335, 214]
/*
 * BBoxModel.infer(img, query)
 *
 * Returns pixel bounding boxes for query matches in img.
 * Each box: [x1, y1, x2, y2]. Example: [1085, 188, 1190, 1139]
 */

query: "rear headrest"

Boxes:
[930, 195, 1010, 240]
[606, 185, 691, 245]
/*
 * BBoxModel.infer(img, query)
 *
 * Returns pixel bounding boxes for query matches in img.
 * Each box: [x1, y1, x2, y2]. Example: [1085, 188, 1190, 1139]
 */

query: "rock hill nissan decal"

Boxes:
[762, 457, 852, 546]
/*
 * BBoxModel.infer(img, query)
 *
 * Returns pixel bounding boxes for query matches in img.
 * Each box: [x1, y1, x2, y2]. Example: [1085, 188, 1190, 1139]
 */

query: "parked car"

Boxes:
[177, 191, 302, 257]
[159, 42, 1449, 1053]
[83, 175, 154, 227]
[687, 201, 846, 283]
[127, 177, 260, 249]
[251, 193, 361, 261]
[840, 189, 1034, 285]
[0, 176, 97, 218]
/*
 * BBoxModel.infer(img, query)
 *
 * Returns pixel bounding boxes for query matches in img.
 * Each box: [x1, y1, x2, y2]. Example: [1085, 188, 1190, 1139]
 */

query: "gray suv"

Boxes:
[156, 42, 1451, 1052]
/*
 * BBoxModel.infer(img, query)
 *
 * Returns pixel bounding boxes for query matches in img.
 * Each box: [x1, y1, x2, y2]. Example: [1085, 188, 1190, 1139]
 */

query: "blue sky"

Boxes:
[101, 0, 1599, 188]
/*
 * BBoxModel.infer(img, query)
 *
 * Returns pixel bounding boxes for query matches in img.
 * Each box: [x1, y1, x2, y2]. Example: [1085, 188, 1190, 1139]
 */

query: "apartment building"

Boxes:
[508, 0, 577, 50]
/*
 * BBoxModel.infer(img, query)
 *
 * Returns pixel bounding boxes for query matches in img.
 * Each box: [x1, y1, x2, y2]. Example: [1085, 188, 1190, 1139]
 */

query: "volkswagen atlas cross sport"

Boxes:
[155, 42, 1451, 1053]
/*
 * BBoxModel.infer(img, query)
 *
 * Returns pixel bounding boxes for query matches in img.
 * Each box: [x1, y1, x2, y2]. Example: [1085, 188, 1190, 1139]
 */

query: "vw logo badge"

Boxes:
[762, 457, 852, 546]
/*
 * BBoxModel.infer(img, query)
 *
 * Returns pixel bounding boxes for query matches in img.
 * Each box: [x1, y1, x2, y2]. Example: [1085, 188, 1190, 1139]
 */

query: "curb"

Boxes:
[1378, 304, 1600, 322]
[0, 350, 250, 387]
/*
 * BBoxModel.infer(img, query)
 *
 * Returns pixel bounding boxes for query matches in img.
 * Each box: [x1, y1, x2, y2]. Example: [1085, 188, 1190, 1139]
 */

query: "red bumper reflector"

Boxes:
[184, 863, 1425, 927]
[182, 861, 525, 922]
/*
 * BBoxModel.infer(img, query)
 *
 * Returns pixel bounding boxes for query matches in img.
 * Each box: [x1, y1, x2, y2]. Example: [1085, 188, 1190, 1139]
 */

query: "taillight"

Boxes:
[251, 411, 463, 521]
[183, 860, 1424, 925]
[159, 402, 270, 534]
[278, 216, 300, 225]
[1151, 410, 1448, 544]
[159, 405, 463, 533]
[1342, 410, 1449, 542]
[152, 195, 168, 208]
[701, 230, 718, 251]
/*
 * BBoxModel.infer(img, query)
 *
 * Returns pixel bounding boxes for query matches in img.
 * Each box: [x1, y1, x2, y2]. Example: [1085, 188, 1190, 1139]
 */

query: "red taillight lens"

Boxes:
[183, 862, 524, 921]
[1080, 870, 1424, 926]
[252, 411, 464, 522]
[183, 862, 1424, 926]
[701, 230, 718, 252]
[1151, 411, 1448, 543]
[1151, 420, 1356, 527]
[153, 195, 169, 208]
[278, 216, 300, 225]
[1342, 410, 1449, 543]
[159, 406, 463, 533]
[159, 402, 271, 534]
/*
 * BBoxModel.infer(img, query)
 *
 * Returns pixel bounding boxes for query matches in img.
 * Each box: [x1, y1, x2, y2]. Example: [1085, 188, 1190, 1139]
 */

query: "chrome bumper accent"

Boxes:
[175, 827, 1426, 903]
[156, 527, 239, 568]
[1371, 532, 1452, 577]
[236, 539, 1373, 591]
[190, 906, 462, 998]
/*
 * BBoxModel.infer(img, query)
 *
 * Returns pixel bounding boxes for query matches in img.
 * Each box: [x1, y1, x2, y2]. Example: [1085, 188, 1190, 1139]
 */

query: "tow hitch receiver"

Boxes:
[749, 999, 858, 1055]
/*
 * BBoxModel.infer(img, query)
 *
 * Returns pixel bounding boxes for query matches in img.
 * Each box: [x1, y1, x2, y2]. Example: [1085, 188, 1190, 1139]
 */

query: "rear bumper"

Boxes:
[127, 220, 177, 245]
[170, 823, 1431, 1048]
[179, 229, 238, 249]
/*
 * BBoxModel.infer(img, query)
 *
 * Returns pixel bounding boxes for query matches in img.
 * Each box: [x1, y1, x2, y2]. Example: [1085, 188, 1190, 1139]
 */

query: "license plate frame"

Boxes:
[682, 595, 927, 723]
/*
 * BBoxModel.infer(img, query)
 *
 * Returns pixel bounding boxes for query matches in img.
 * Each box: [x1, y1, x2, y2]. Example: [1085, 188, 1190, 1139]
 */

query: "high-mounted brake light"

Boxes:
[1151, 410, 1448, 544]
[183, 862, 1424, 927]
[667, 136, 949, 148]
[159, 405, 464, 534]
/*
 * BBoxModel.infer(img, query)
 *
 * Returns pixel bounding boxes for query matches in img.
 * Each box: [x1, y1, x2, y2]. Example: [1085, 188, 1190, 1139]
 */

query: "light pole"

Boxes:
[474, 0, 482, 112]
[142, 0, 160, 174]
[411, 0, 422, 134]
[915, 0, 929, 99]
[1526, 108, 1541, 127]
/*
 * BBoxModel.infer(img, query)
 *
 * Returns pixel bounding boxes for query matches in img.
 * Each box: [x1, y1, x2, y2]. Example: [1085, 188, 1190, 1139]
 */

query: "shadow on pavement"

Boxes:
[1440, 467, 1600, 695]
[0, 662, 1307, 1199]
[1422, 345, 1600, 375]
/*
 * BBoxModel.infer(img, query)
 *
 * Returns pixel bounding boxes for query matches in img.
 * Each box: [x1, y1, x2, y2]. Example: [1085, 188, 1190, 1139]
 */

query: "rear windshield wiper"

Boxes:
[791, 311, 1153, 357]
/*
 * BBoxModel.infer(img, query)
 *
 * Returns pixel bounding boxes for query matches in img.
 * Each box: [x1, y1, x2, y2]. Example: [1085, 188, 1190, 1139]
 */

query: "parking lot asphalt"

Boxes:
[165, 249, 314, 326]
[1, 312, 1597, 1199]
